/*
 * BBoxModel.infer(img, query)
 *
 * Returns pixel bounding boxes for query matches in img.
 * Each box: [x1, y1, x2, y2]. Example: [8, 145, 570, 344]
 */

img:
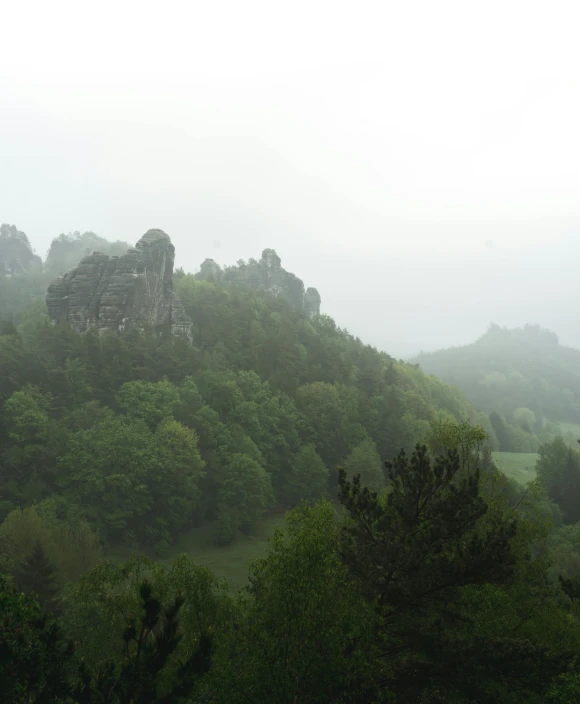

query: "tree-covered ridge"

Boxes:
[413, 323, 580, 450]
[5, 228, 580, 700]
[0, 226, 493, 557]
[0, 224, 42, 277]
[44, 231, 132, 277]
[0, 285, 482, 552]
[0, 225, 45, 323]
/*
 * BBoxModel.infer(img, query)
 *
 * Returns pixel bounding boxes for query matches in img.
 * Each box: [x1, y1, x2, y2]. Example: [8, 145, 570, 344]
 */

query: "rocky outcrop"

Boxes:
[303, 287, 321, 317]
[197, 248, 321, 317]
[198, 258, 223, 283]
[46, 229, 192, 341]
[0, 224, 42, 277]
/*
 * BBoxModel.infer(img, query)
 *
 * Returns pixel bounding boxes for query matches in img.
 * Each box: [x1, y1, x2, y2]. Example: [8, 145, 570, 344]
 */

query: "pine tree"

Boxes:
[77, 579, 212, 704]
[490, 411, 512, 451]
[337, 445, 527, 698]
[338, 445, 517, 615]
[0, 577, 75, 702]
[550, 449, 580, 524]
[17, 540, 58, 611]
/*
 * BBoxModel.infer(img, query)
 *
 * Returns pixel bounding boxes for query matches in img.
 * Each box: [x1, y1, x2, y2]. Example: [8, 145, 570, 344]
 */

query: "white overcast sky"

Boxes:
[2, 0, 580, 356]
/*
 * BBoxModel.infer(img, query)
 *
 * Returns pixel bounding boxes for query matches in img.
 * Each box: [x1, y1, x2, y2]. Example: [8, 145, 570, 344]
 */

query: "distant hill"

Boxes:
[44, 231, 131, 277]
[0, 223, 42, 277]
[413, 324, 580, 449]
[0, 224, 45, 321]
[0, 226, 132, 321]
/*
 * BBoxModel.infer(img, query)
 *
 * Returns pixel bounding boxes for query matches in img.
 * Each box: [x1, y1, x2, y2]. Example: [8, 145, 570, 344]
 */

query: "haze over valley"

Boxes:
[4, 2, 580, 357]
[4, 2, 580, 702]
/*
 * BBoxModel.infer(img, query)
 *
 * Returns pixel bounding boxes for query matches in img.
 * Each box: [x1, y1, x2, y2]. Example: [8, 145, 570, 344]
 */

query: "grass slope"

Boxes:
[103, 450, 540, 590]
[492, 452, 538, 485]
[105, 449, 542, 586]
[106, 514, 287, 589]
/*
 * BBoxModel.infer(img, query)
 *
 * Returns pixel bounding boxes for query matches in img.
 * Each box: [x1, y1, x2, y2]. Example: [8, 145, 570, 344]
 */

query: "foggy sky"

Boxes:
[2, 1, 580, 358]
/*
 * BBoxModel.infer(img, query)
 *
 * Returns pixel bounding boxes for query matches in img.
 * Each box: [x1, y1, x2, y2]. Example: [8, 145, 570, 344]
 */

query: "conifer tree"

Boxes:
[17, 539, 58, 611]
[0, 576, 75, 702]
[77, 579, 212, 704]
[337, 444, 570, 701]
[490, 411, 512, 451]
[551, 449, 580, 524]
[338, 445, 518, 697]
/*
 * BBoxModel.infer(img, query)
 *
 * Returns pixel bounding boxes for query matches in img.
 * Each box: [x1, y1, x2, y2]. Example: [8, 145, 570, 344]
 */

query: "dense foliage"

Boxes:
[4, 226, 580, 701]
[4, 440, 580, 702]
[0, 226, 489, 561]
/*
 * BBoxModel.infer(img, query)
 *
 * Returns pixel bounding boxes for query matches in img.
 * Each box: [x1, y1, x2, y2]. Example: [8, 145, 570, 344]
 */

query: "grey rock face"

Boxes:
[46, 229, 192, 341]
[215, 248, 321, 316]
[197, 258, 223, 283]
[303, 287, 321, 317]
[260, 248, 282, 270]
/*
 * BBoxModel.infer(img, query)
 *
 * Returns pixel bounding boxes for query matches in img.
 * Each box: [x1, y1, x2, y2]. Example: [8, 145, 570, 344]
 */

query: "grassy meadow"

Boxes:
[105, 513, 287, 589]
[104, 451, 544, 588]
[492, 451, 538, 485]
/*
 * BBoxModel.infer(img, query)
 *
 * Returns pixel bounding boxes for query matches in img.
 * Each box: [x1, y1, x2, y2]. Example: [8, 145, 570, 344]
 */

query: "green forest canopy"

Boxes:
[5, 226, 580, 701]
[0, 225, 492, 550]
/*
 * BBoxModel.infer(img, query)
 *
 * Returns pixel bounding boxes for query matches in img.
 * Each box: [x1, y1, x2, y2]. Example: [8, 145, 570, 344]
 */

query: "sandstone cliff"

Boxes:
[46, 229, 192, 341]
[196, 248, 321, 317]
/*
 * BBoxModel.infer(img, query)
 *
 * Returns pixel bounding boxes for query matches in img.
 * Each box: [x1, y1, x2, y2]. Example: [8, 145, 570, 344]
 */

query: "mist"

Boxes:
[3, 0, 580, 357]
[6, 5, 580, 695]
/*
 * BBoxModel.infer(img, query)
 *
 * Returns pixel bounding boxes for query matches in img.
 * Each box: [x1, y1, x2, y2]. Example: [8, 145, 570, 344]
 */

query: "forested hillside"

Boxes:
[0, 225, 486, 554]
[5, 226, 580, 702]
[414, 323, 580, 451]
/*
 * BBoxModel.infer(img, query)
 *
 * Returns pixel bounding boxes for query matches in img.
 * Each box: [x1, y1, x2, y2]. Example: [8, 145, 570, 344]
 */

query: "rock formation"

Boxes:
[46, 229, 192, 341]
[303, 287, 321, 317]
[0, 224, 42, 277]
[198, 258, 223, 283]
[196, 248, 321, 317]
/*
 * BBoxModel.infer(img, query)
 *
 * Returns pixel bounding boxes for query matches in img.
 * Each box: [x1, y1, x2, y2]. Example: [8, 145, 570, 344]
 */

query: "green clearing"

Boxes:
[492, 452, 538, 485]
[102, 450, 543, 587]
[101, 451, 543, 587]
[105, 513, 287, 589]
[555, 421, 580, 438]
